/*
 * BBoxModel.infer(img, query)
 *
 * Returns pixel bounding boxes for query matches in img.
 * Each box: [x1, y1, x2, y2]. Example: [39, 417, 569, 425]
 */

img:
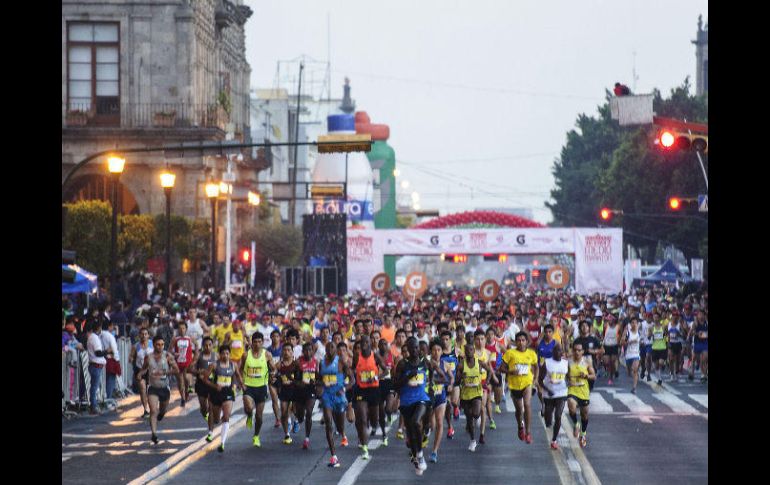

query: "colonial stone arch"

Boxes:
[63, 172, 141, 215]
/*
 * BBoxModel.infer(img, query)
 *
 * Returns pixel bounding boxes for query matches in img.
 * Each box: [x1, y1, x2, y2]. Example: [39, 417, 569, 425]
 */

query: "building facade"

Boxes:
[62, 0, 263, 231]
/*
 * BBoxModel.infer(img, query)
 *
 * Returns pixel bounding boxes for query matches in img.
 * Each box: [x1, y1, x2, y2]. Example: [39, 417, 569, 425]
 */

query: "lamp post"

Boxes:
[205, 182, 220, 290]
[107, 155, 125, 303]
[160, 170, 176, 297]
[248, 191, 261, 288]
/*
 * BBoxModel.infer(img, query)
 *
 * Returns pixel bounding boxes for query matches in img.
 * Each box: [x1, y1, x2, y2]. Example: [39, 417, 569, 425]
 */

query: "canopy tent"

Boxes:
[62, 264, 98, 294]
[632, 259, 691, 287]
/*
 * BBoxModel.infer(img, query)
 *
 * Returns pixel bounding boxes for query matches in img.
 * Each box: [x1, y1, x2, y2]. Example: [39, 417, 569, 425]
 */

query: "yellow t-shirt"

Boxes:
[475, 348, 489, 382]
[502, 348, 537, 391]
[228, 330, 245, 361]
[213, 324, 232, 350]
[567, 358, 590, 401]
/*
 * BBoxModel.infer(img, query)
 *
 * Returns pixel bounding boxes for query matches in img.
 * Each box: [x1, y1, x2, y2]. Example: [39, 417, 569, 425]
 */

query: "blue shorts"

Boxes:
[321, 389, 348, 414]
[694, 342, 708, 354]
[642, 344, 652, 355]
[431, 393, 447, 408]
[625, 356, 640, 367]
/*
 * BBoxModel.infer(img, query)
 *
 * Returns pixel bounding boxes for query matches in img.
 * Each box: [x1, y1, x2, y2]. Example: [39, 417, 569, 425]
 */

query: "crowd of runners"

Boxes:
[63, 281, 708, 476]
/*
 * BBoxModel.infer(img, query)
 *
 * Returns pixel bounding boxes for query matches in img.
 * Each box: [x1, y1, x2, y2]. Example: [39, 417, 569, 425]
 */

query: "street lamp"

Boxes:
[205, 182, 220, 289]
[160, 169, 176, 297]
[107, 155, 125, 303]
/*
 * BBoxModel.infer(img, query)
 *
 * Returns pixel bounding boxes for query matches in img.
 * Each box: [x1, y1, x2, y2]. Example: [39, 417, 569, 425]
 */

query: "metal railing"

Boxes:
[62, 102, 234, 130]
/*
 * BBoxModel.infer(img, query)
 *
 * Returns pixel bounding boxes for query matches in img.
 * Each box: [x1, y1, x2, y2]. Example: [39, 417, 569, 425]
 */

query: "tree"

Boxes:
[118, 214, 154, 274]
[63, 200, 111, 277]
[240, 223, 302, 267]
[152, 214, 192, 261]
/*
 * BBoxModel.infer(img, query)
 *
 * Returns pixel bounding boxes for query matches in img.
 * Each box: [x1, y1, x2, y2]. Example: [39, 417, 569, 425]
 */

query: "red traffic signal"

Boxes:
[659, 130, 675, 148]
[656, 128, 708, 153]
[669, 197, 681, 210]
[240, 249, 250, 263]
[600, 208, 611, 220]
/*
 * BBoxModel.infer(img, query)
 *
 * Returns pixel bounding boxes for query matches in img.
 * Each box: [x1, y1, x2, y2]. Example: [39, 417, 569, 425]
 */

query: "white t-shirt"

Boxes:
[639, 320, 651, 345]
[625, 329, 641, 359]
[503, 323, 521, 346]
[543, 358, 568, 398]
[187, 319, 204, 347]
[293, 344, 303, 360]
[88, 332, 107, 365]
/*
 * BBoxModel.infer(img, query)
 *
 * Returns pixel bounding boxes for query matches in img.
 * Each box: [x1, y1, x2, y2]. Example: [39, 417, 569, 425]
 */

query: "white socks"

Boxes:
[221, 421, 230, 445]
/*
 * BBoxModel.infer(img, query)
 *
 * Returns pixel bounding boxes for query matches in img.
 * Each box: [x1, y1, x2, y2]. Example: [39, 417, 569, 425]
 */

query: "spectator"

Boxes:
[101, 320, 121, 400]
[86, 321, 107, 414]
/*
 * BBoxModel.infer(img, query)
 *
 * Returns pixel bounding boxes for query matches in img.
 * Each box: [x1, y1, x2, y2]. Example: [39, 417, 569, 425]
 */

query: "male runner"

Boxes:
[241, 332, 276, 447]
[649, 314, 668, 386]
[266, 329, 283, 428]
[352, 334, 386, 460]
[137, 335, 180, 444]
[317, 341, 354, 468]
[620, 317, 641, 393]
[485, 327, 504, 418]
[170, 320, 196, 406]
[538, 344, 568, 450]
[193, 336, 217, 424]
[667, 312, 686, 382]
[428, 339, 454, 462]
[500, 331, 539, 444]
[689, 309, 708, 382]
[471, 330, 491, 443]
[535, 324, 558, 416]
[296, 342, 318, 449]
[567, 342, 596, 448]
[439, 330, 459, 438]
[601, 315, 620, 385]
[456, 339, 496, 452]
[276, 342, 299, 444]
[129, 328, 152, 418]
[202, 344, 243, 452]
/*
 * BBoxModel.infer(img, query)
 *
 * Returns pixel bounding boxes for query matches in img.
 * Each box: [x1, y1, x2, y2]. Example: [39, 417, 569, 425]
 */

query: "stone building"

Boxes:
[62, 0, 264, 231]
[693, 15, 708, 96]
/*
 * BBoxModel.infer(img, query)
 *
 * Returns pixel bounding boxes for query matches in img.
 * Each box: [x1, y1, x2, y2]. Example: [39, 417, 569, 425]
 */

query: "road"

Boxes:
[62, 369, 708, 484]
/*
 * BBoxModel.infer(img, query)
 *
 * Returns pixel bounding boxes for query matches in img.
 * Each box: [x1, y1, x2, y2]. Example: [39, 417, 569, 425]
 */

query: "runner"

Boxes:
[567, 341, 596, 448]
[538, 344, 568, 450]
[276, 342, 299, 444]
[620, 317, 641, 393]
[338, 341, 356, 425]
[136, 335, 180, 444]
[439, 330, 459, 439]
[649, 314, 668, 386]
[456, 338, 495, 453]
[266, 329, 284, 428]
[129, 327, 152, 418]
[500, 331, 538, 444]
[485, 327, 504, 424]
[193, 336, 217, 425]
[202, 344, 244, 452]
[689, 309, 708, 382]
[601, 315, 620, 385]
[428, 339, 453, 463]
[535, 324, 558, 417]
[393, 336, 445, 475]
[352, 334, 386, 460]
[667, 311, 686, 382]
[640, 312, 653, 381]
[376, 336, 396, 447]
[169, 320, 196, 407]
[317, 341, 353, 468]
[296, 342, 318, 449]
[240, 332, 276, 447]
[471, 330, 491, 444]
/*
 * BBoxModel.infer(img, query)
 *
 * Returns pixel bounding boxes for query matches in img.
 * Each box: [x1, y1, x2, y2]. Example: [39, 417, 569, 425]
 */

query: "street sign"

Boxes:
[479, 279, 500, 302]
[371, 273, 391, 295]
[546, 265, 570, 289]
[698, 194, 708, 212]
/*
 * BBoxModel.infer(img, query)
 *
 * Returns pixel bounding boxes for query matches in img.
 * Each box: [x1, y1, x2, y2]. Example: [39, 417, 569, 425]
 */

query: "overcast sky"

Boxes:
[244, 0, 708, 224]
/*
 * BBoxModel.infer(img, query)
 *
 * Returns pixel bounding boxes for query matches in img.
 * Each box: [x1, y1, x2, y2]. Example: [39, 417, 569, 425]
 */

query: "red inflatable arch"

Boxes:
[413, 210, 544, 229]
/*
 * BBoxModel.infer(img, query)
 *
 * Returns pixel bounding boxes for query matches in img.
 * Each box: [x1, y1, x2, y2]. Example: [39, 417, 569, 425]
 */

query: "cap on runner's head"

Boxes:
[528, 309, 536, 315]
[595, 310, 603, 317]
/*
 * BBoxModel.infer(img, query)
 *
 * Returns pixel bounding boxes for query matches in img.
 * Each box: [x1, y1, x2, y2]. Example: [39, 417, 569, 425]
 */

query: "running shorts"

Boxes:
[379, 379, 394, 401]
[345, 388, 354, 403]
[668, 343, 682, 355]
[510, 387, 531, 401]
[694, 341, 708, 354]
[431, 392, 447, 408]
[354, 386, 380, 406]
[625, 356, 640, 367]
[148, 386, 171, 402]
[278, 386, 296, 402]
[652, 349, 668, 362]
[293, 386, 316, 403]
[244, 385, 269, 404]
[460, 396, 482, 409]
[604, 345, 619, 356]
[321, 390, 348, 414]
[543, 396, 567, 406]
[194, 379, 211, 398]
[210, 387, 235, 406]
[568, 394, 590, 408]
[399, 400, 429, 422]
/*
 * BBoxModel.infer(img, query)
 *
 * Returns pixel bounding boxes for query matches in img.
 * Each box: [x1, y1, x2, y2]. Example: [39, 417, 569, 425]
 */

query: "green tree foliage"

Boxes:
[152, 214, 192, 260]
[63, 200, 112, 277]
[240, 223, 302, 267]
[548, 79, 708, 263]
[118, 214, 154, 274]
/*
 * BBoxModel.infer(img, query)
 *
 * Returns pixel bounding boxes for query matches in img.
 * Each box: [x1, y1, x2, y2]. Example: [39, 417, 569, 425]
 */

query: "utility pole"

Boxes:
[290, 62, 304, 226]
[224, 158, 235, 293]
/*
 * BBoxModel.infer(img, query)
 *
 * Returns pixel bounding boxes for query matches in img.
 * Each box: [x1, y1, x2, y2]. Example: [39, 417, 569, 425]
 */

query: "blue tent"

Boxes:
[633, 259, 691, 287]
[62, 264, 98, 294]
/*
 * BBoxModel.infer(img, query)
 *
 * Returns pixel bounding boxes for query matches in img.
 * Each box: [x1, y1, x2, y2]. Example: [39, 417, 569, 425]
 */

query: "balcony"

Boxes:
[62, 102, 233, 131]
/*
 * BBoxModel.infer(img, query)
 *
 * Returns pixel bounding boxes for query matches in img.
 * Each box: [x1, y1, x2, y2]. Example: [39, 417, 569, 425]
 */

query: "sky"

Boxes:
[243, 0, 708, 224]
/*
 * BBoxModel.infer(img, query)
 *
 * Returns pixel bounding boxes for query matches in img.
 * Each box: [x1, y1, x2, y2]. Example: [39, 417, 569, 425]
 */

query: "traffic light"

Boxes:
[600, 208, 611, 220]
[667, 196, 697, 211]
[498, 254, 508, 263]
[240, 248, 250, 263]
[655, 129, 708, 153]
[442, 254, 468, 263]
[482, 254, 508, 263]
[669, 197, 681, 210]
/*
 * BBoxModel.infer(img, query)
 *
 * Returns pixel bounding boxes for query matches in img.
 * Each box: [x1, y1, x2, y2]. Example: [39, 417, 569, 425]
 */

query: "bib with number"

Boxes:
[549, 372, 565, 384]
[218, 376, 232, 386]
[408, 373, 425, 387]
[433, 383, 444, 394]
[323, 374, 338, 387]
[516, 364, 530, 376]
[359, 370, 377, 384]
[302, 371, 314, 384]
[231, 340, 243, 349]
[699, 331, 708, 339]
[281, 374, 291, 385]
[465, 375, 480, 387]
[247, 368, 262, 379]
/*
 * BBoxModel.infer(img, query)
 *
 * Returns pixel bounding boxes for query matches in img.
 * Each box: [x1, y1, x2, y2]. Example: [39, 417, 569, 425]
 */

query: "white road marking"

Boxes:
[567, 458, 582, 472]
[607, 390, 654, 414]
[640, 379, 681, 395]
[63, 428, 207, 440]
[106, 450, 134, 456]
[61, 451, 98, 462]
[650, 392, 700, 415]
[689, 394, 708, 410]
[137, 448, 178, 455]
[588, 393, 614, 414]
[337, 418, 397, 485]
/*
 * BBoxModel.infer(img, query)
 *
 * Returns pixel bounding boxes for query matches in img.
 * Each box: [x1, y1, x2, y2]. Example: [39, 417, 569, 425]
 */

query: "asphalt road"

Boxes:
[62, 368, 708, 485]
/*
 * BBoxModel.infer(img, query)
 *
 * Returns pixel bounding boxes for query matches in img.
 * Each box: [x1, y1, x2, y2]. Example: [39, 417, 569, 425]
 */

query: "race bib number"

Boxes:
[654, 332, 664, 340]
[218, 376, 232, 387]
[698, 331, 708, 339]
[531, 331, 540, 340]
[516, 364, 530, 376]
[550, 372, 565, 384]
[231, 340, 243, 349]
[281, 375, 291, 385]
[359, 370, 376, 384]
[247, 367, 262, 379]
[433, 383, 444, 394]
[408, 373, 425, 387]
[444, 362, 456, 373]
[465, 375, 480, 387]
[302, 371, 314, 384]
[323, 374, 338, 387]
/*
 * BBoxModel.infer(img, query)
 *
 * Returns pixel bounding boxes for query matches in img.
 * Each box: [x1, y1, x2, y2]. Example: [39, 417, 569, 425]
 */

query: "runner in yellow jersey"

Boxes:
[567, 341, 596, 448]
[240, 332, 277, 447]
[500, 331, 539, 444]
[472, 330, 492, 444]
[222, 319, 246, 368]
[456, 341, 497, 452]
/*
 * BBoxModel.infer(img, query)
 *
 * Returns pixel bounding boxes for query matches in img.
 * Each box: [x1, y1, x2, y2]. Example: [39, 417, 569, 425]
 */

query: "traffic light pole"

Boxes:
[684, 119, 709, 191]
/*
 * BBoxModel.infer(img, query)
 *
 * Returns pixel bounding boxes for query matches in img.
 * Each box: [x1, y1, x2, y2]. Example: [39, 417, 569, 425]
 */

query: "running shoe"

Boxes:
[328, 456, 340, 468]
[608, 379, 613, 386]
[468, 440, 477, 452]
[253, 435, 261, 448]
[631, 387, 636, 394]
[151, 434, 158, 445]
[292, 420, 300, 434]
[550, 440, 559, 450]
[204, 412, 209, 422]
[579, 434, 587, 448]
[430, 451, 438, 463]
[454, 406, 460, 420]
[340, 435, 349, 447]
[283, 435, 293, 445]
[418, 455, 427, 471]
[479, 434, 485, 444]
[187, 386, 194, 395]
[382, 437, 389, 447]
[361, 445, 370, 460]
[640, 369, 645, 379]
[422, 435, 429, 448]
[657, 379, 663, 386]
[274, 418, 281, 428]
[142, 411, 150, 419]
[396, 429, 405, 440]
[540, 408, 545, 418]
[489, 420, 496, 430]
[518, 427, 526, 441]
[302, 437, 310, 450]
[157, 411, 165, 421]
[646, 375, 652, 382]
[217, 444, 224, 453]
[414, 459, 423, 476]
[447, 427, 455, 439]
[495, 404, 502, 414]
[206, 433, 213, 442]
[246, 414, 253, 429]
[526, 433, 532, 444]
[180, 398, 186, 407]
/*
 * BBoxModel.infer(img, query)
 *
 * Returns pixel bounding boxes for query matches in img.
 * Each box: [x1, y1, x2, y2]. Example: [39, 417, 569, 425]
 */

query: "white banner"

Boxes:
[624, 259, 642, 294]
[574, 229, 624, 294]
[346, 228, 623, 294]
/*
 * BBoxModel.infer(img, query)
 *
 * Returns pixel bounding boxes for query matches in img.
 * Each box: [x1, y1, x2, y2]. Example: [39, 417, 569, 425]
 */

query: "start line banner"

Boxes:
[346, 227, 623, 294]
